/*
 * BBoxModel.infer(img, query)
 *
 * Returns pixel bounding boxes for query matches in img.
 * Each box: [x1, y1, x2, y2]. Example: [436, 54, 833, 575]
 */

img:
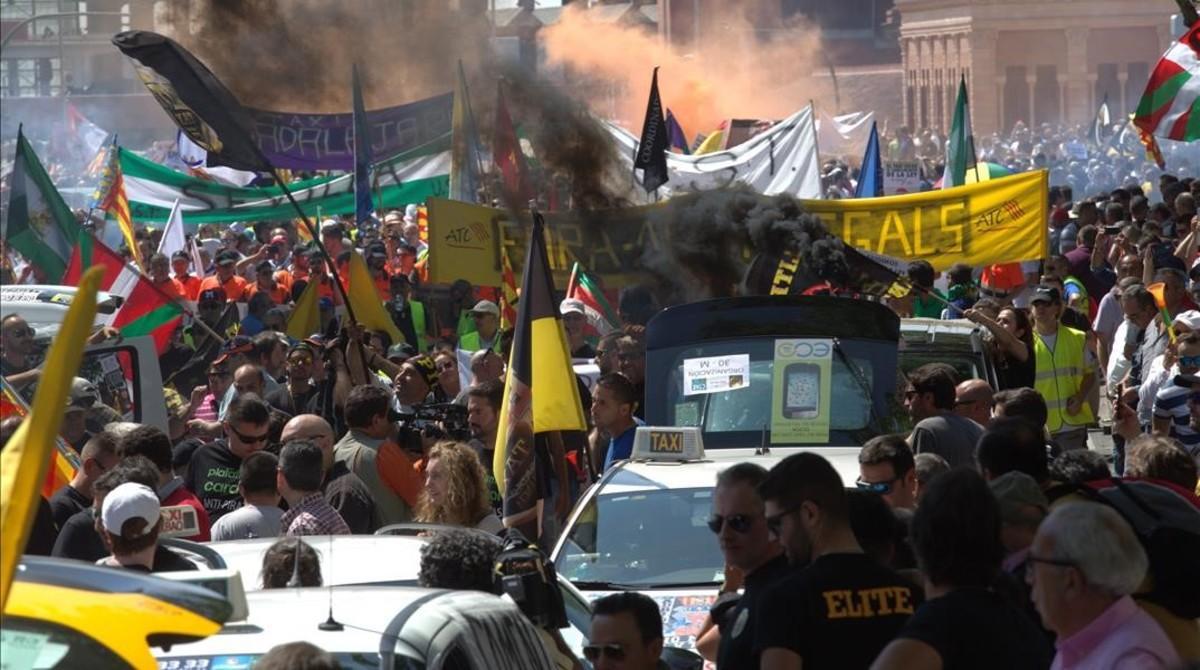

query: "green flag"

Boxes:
[4, 128, 80, 279]
[943, 76, 977, 189]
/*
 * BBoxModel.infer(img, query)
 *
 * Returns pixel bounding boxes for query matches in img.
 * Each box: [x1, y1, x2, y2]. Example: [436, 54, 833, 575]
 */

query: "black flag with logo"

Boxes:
[634, 67, 670, 193]
[112, 31, 270, 172]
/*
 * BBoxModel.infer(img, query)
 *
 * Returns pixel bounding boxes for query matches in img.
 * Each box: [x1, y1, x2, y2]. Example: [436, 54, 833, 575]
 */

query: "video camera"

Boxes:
[493, 530, 568, 630]
[390, 402, 472, 450]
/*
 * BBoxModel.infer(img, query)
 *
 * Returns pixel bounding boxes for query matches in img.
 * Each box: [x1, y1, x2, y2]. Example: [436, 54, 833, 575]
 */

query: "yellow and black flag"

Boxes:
[494, 212, 587, 539]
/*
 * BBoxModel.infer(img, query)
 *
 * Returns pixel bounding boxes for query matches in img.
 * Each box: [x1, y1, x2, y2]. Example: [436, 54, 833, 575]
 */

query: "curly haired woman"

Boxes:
[416, 441, 504, 533]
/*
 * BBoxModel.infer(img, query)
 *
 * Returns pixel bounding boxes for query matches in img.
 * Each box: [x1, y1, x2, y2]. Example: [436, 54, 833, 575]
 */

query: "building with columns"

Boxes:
[897, 0, 1179, 136]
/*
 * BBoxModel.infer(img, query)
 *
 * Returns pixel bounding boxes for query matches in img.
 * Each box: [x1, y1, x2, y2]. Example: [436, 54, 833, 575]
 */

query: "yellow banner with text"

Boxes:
[425, 170, 1048, 287]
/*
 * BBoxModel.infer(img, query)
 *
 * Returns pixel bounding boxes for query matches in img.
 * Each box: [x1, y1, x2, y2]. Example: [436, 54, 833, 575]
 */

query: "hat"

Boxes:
[559, 299, 585, 316]
[321, 221, 344, 237]
[198, 287, 227, 305]
[171, 250, 190, 261]
[1173, 310, 1200, 331]
[100, 482, 160, 537]
[255, 260, 275, 274]
[216, 250, 239, 266]
[288, 342, 316, 357]
[67, 377, 101, 411]
[469, 300, 500, 317]
[387, 342, 417, 361]
[214, 335, 254, 365]
[1030, 286, 1061, 305]
[405, 354, 439, 388]
[987, 471, 1048, 524]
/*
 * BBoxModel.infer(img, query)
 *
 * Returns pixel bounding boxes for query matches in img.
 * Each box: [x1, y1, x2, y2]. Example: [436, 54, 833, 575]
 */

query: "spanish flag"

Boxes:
[494, 212, 586, 538]
[1, 266, 104, 609]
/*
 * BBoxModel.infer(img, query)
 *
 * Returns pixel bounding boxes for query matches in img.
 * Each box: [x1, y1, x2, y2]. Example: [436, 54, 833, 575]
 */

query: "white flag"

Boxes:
[157, 199, 187, 265]
[190, 236, 207, 280]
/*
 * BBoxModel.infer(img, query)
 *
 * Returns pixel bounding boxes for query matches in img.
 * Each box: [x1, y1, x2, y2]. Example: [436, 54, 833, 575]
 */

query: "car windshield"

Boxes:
[2, 617, 129, 670]
[158, 654, 425, 670]
[556, 478, 721, 588]
[649, 337, 896, 448]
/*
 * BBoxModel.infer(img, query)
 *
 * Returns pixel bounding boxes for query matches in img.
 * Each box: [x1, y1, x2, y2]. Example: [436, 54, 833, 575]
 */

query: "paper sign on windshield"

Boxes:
[771, 339, 833, 444]
[682, 354, 750, 395]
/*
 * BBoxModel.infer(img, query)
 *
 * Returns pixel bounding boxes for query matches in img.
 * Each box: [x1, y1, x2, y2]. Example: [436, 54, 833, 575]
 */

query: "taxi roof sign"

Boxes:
[631, 426, 705, 462]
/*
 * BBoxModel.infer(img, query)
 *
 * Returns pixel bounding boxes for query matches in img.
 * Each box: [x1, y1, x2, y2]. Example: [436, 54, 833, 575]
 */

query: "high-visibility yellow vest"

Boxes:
[1034, 325, 1095, 432]
[458, 329, 502, 354]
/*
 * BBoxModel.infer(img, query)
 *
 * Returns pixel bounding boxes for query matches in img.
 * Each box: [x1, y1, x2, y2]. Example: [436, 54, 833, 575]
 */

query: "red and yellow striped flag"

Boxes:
[499, 245, 518, 330]
[91, 142, 140, 268]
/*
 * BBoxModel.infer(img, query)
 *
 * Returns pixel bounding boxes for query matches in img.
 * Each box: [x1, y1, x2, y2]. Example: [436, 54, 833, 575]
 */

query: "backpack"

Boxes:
[1075, 478, 1200, 619]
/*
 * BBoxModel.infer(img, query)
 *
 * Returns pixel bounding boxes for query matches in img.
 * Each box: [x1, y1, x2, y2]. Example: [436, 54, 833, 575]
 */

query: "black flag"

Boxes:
[634, 67, 669, 192]
[112, 31, 270, 172]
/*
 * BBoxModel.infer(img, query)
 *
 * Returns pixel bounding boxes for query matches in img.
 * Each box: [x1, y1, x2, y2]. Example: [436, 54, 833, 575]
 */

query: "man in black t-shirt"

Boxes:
[755, 453, 919, 670]
[49, 432, 120, 530]
[183, 394, 271, 523]
[705, 462, 789, 670]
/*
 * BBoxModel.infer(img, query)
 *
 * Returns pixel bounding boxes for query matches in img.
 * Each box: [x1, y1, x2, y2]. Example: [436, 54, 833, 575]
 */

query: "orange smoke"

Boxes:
[541, 4, 831, 142]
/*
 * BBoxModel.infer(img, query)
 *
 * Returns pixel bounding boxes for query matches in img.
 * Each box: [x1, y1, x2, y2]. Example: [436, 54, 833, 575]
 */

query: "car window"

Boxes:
[2, 617, 129, 670]
[899, 352, 980, 383]
[557, 485, 721, 587]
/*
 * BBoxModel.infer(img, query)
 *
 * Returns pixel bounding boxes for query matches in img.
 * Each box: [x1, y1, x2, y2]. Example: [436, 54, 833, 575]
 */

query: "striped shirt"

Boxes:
[191, 393, 220, 423]
[281, 492, 351, 537]
[1153, 379, 1200, 458]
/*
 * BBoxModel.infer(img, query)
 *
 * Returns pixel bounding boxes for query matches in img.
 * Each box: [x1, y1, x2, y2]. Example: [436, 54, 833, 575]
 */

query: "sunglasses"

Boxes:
[856, 478, 898, 495]
[582, 644, 625, 662]
[765, 502, 805, 536]
[227, 424, 269, 444]
[288, 355, 314, 365]
[707, 513, 755, 534]
[1180, 355, 1200, 368]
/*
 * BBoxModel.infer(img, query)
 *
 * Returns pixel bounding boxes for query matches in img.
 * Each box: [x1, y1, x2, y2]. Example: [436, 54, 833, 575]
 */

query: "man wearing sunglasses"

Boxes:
[1152, 333, 1200, 460]
[857, 434, 917, 510]
[587, 591, 665, 670]
[183, 395, 272, 523]
[701, 463, 787, 669]
[756, 453, 919, 670]
[903, 364, 983, 469]
[1, 313, 40, 391]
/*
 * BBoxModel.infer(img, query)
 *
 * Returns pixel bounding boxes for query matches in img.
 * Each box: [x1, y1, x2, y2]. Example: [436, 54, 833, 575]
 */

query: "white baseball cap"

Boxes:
[469, 300, 500, 317]
[559, 299, 586, 316]
[100, 482, 160, 537]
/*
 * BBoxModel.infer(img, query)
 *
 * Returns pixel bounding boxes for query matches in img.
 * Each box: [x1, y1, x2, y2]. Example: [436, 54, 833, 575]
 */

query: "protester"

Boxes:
[416, 528, 501, 592]
[1030, 286, 1095, 452]
[903, 364, 983, 468]
[118, 424, 212, 542]
[465, 379, 504, 516]
[698, 463, 787, 668]
[183, 394, 272, 522]
[560, 299, 595, 358]
[1029, 503, 1180, 669]
[871, 468, 1053, 669]
[260, 537, 322, 588]
[254, 642, 340, 670]
[976, 417, 1050, 485]
[587, 592, 665, 670]
[616, 330, 647, 420]
[1124, 435, 1199, 491]
[756, 452, 919, 669]
[49, 432, 119, 530]
[334, 385, 420, 526]
[96, 483, 174, 573]
[593, 331, 622, 377]
[590, 374, 642, 471]
[280, 414, 375, 533]
[459, 300, 502, 353]
[415, 441, 503, 532]
[277, 439, 351, 536]
[953, 378, 994, 426]
[911, 453, 949, 506]
[210, 451, 283, 541]
[857, 434, 917, 510]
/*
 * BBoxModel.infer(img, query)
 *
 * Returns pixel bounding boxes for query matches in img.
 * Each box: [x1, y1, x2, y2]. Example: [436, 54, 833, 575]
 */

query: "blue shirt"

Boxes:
[603, 420, 644, 471]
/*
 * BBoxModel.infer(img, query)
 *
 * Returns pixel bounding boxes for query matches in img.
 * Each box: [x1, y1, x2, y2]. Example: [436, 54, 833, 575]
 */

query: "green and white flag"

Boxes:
[4, 128, 81, 279]
[118, 133, 452, 225]
[943, 77, 977, 189]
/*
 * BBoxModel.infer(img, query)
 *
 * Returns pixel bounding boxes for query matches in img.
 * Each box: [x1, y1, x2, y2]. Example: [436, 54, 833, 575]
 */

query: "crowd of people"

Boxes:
[3, 124, 1200, 668]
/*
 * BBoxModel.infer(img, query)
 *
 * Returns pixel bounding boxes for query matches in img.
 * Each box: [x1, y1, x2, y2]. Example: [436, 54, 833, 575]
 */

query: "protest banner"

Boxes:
[425, 169, 1048, 287]
[248, 91, 453, 171]
[118, 134, 450, 225]
[883, 161, 923, 194]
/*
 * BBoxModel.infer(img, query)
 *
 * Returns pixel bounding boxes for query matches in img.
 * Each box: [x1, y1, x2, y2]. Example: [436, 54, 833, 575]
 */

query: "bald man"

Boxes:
[955, 379, 995, 427]
[469, 349, 505, 385]
[280, 414, 376, 533]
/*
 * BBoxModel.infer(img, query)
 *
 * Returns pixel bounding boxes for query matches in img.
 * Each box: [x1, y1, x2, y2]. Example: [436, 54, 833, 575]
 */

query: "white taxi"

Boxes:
[552, 427, 861, 652]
